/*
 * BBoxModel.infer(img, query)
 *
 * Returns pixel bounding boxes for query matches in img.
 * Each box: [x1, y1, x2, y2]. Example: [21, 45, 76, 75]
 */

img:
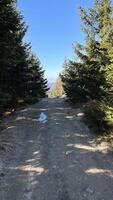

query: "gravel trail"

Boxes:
[0, 98, 113, 200]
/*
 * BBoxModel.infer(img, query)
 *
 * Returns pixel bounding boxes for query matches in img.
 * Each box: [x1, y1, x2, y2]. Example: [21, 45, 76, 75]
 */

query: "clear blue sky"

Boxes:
[17, 0, 93, 81]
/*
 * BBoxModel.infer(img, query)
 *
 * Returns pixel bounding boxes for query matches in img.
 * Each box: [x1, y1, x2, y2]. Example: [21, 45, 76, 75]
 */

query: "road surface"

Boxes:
[0, 98, 113, 200]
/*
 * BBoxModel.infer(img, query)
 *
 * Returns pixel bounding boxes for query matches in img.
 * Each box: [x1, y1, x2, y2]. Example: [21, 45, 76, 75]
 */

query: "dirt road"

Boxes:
[0, 98, 113, 200]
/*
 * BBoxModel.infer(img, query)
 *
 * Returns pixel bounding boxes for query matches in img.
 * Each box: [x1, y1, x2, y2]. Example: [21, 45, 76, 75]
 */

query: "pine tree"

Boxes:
[61, 60, 86, 102]
[61, 0, 113, 103]
[27, 54, 48, 100]
[0, 0, 30, 106]
[98, 0, 113, 106]
[61, 0, 113, 130]
[61, 33, 105, 102]
[0, 0, 48, 109]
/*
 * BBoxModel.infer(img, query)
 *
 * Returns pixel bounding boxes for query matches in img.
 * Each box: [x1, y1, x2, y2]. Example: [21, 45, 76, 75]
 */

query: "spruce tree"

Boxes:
[98, 0, 113, 105]
[0, 0, 48, 108]
[61, 0, 113, 130]
[27, 54, 48, 100]
[0, 0, 30, 106]
[61, 0, 113, 103]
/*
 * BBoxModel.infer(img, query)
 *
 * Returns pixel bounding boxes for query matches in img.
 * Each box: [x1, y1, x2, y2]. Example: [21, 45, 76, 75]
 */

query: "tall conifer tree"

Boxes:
[61, 0, 113, 103]
[0, 0, 48, 108]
